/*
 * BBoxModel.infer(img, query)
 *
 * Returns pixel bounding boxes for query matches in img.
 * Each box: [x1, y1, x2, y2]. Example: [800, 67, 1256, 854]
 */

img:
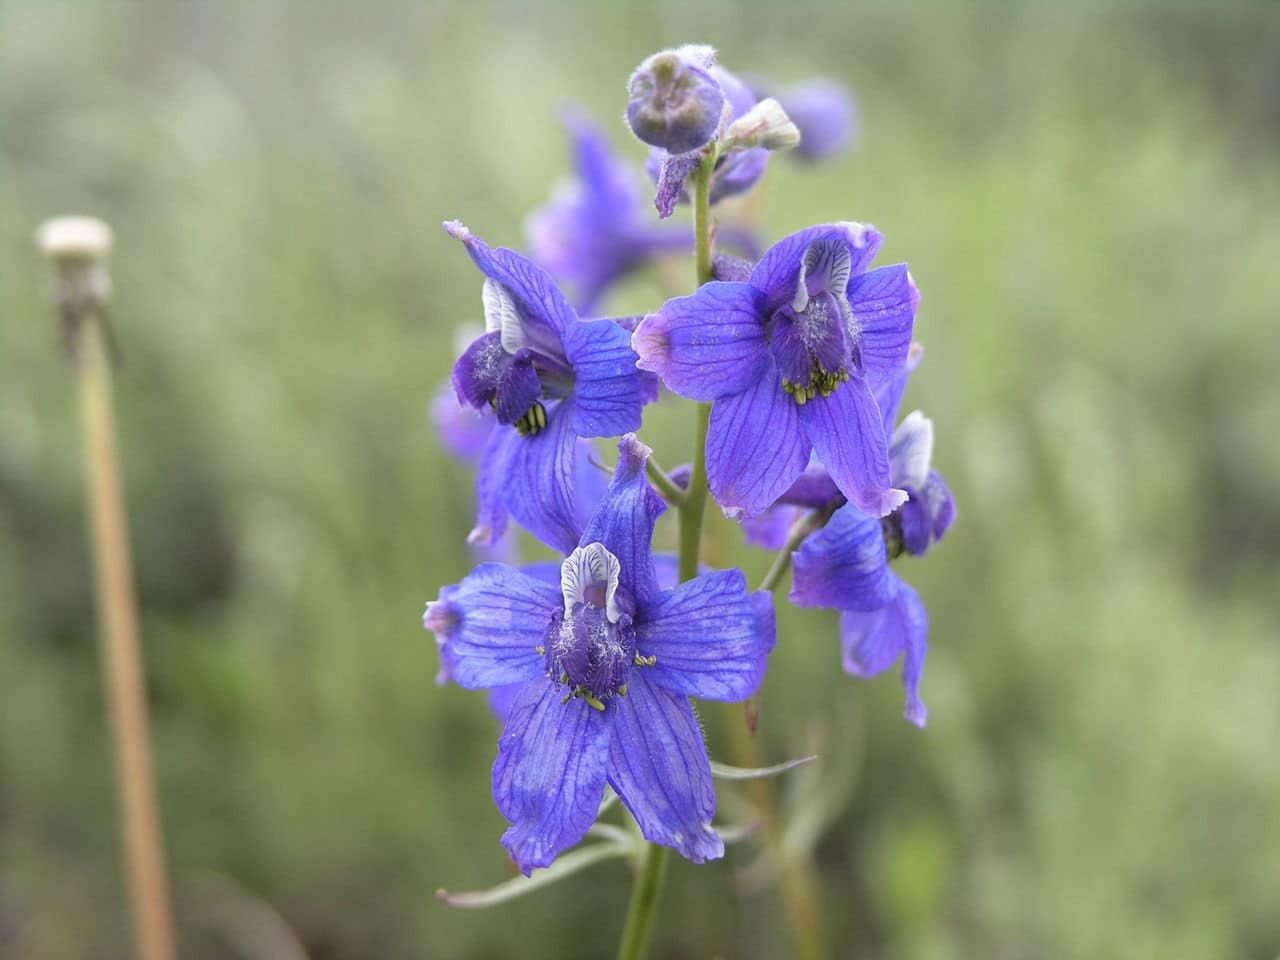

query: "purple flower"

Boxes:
[788, 410, 955, 728]
[766, 80, 858, 162]
[425, 436, 776, 874]
[527, 112, 700, 314]
[626, 45, 725, 155]
[633, 222, 919, 520]
[444, 221, 645, 553]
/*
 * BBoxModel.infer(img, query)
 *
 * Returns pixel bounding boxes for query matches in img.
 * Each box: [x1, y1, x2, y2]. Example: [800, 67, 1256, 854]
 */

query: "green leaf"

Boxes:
[709, 755, 818, 781]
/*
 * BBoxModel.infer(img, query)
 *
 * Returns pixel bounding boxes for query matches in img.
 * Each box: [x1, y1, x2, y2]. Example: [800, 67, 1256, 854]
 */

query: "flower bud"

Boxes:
[625, 46, 725, 154]
[722, 97, 801, 152]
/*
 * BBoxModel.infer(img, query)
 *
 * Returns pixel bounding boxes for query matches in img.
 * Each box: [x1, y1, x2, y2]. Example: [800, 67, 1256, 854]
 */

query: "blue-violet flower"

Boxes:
[425, 436, 776, 873]
[444, 220, 645, 552]
[633, 222, 919, 519]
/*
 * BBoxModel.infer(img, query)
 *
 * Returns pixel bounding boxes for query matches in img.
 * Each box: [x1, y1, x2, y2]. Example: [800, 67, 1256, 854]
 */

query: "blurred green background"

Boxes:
[3, 2, 1279, 958]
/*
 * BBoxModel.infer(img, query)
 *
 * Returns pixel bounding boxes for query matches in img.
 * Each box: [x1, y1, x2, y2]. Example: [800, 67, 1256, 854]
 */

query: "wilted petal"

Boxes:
[494, 678, 615, 874]
[633, 282, 769, 402]
[579, 435, 666, 606]
[653, 151, 701, 219]
[799, 377, 906, 518]
[790, 503, 893, 611]
[424, 563, 560, 689]
[706, 367, 811, 520]
[563, 318, 644, 438]
[634, 570, 774, 701]
[839, 578, 929, 727]
[607, 672, 723, 863]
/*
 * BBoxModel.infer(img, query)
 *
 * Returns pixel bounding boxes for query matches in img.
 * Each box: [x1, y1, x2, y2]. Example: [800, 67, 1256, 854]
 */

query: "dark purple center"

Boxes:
[544, 598, 637, 706]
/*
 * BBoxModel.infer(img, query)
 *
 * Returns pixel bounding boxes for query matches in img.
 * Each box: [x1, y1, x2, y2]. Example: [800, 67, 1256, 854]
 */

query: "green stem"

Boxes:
[757, 499, 843, 593]
[615, 843, 671, 960]
[615, 151, 718, 960]
[644, 458, 687, 506]
[677, 151, 716, 584]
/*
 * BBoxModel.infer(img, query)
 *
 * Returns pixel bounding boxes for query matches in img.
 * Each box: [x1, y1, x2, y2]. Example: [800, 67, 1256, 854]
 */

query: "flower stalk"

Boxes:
[39, 218, 177, 960]
[616, 151, 717, 960]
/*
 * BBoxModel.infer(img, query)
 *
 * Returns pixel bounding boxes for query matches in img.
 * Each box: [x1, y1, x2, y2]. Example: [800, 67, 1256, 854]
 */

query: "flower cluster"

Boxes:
[425, 45, 953, 879]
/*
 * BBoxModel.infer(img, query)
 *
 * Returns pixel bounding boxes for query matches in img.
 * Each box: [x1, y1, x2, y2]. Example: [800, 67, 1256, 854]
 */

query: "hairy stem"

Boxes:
[77, 310, 177, 960]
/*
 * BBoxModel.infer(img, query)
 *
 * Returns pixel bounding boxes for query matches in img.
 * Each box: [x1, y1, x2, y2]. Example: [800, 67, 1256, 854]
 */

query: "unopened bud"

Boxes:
[722, 98, 801, 153]
[626, 46, 725, 154]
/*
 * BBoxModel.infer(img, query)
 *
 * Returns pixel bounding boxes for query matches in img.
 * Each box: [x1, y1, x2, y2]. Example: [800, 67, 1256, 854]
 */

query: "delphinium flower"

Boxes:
[633, 222, 919, 520]
[528, 111, 763, 313]
[444, 221, 646, 553]
[425, 435, 776, 873]
[786, 347, 956, 727]
[626, 45, 797, 218]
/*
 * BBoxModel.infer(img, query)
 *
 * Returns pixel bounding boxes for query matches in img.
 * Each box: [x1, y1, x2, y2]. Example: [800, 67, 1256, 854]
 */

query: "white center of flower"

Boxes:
[560, 542, 623, 623]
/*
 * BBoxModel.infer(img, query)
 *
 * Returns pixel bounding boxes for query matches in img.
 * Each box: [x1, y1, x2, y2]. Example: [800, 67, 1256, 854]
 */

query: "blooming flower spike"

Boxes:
[444, 221, 646, 552]
[634, 222, 919, 520]
[425, 435, 776, 874]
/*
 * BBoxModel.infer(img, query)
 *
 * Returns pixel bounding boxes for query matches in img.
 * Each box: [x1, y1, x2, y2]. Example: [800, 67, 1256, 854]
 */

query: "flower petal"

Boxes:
[632, 282, 769, 403]
[503, 400, 581, 554]
[789, 503, 893, 611]
[607, 672, 723, 863]
[487, 682, 525, 722]
[444, 220, 576, 343]
[872, 340, 924, 435]
[652, 151, 701, 219]
[839, 578, 929, 727]
[468, 424, 516, 546]
[424, 563, 560, 689]
[579, 435, 666, 606]
[847, 263, 918, 382]
[494, 678, 615, 874]
[889, 410, 934, 490]
[749, 223, 884, 313]
[563, 318, 644, 438]
[741, 504, 803, 550]
[634, 570, 774, 701]
[706, 365, 811, 520]
[799, 376, 906, 518]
